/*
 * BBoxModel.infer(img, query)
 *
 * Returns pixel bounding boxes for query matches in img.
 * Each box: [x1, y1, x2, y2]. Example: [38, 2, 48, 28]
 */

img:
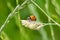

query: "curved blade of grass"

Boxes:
[16, 0, 30, 40]
[48, 19, 55, 40]
[28, 3, 48, 40]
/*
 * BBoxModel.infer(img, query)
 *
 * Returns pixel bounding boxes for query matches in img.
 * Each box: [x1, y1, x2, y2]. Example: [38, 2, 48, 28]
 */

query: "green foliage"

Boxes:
[0, 0, 60, 40]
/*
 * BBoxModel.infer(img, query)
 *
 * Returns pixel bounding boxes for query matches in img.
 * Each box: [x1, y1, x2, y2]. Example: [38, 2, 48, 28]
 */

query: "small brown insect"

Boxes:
[28, 15, 36, 21]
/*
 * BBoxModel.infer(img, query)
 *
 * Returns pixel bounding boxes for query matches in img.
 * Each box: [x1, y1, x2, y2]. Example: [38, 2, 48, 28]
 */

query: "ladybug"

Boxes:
[28, 15, 36, 21]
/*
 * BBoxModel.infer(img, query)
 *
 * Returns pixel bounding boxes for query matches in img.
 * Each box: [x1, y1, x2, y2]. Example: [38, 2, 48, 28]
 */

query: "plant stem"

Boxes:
[31, 0, 60, 27]
[0, 5, 19, 33]
[0, 0, 28, 33]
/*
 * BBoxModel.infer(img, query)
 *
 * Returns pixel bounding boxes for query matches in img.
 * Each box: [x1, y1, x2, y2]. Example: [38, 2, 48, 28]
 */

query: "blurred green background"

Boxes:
[0, 0, 60, 40]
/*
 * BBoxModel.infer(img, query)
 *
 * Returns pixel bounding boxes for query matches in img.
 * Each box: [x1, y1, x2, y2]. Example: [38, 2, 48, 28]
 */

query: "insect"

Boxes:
[21, 15, 42, 30]
[27, 15, 36, 21]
